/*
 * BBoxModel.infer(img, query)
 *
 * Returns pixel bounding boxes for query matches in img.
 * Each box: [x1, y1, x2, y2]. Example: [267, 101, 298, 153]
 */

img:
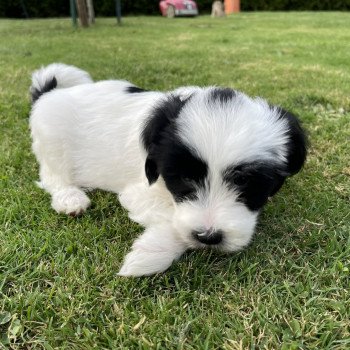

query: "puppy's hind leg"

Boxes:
[38, 162, 90, 216]
[30, 90, 91, 216]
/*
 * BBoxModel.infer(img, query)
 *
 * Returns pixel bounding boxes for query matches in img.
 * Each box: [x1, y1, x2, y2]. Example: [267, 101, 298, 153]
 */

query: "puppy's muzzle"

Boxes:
[192, 229, 223, 245]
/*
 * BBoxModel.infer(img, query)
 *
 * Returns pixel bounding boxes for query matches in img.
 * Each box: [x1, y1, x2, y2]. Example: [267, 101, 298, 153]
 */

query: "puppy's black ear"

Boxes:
[278, 108, 308, 176]
[141, 95, 187, 150]
[145, 156, 159, 185]
[141, 95, 190, 186]
[269, 174, 286, 197]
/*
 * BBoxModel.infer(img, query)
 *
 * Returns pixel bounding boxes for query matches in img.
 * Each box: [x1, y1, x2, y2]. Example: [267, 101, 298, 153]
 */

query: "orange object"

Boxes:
[225, 0, 240, 14]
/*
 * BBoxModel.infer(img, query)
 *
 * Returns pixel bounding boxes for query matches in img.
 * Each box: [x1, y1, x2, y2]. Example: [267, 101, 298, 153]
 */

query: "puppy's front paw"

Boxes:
[118, 227, 187, 277]
[52, 188, 90, 216]
[118, 248, 174, 277]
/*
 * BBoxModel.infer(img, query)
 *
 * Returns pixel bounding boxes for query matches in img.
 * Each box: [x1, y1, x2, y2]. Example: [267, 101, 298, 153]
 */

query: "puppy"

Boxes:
[29, 63, 307, 276]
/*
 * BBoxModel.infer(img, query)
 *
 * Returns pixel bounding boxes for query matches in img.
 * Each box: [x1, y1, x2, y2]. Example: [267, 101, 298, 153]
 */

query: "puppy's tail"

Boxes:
[30, 63, 93, 104]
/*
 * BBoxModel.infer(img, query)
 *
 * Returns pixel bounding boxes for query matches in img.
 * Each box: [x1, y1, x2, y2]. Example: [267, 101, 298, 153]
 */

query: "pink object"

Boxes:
[225, 0, 240, 14]
[159, 0, 198, 17]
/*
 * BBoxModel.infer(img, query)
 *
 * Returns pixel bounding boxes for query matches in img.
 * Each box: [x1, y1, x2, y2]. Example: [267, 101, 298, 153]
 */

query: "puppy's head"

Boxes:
[142, 88, 307, 251]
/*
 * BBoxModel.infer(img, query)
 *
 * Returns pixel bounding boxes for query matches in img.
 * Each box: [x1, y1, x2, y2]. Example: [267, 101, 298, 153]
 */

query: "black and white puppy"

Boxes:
[29, 63, 307, 276]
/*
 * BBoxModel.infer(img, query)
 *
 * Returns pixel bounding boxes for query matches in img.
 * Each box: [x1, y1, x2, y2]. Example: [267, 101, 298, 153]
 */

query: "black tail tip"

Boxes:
[31, 77, 57, 104]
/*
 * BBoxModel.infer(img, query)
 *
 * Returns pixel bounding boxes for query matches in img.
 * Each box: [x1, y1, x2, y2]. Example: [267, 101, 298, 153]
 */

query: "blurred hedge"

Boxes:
[242, 0, 350, 11]
[1, 0, 350, 18]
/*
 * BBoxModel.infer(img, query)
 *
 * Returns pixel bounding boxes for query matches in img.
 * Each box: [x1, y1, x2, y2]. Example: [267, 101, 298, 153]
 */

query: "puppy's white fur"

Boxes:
[29, 63, 305, 276]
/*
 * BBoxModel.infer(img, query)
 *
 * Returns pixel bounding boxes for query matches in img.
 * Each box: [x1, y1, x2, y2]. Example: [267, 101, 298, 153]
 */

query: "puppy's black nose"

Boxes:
[192, 229, 223, 245]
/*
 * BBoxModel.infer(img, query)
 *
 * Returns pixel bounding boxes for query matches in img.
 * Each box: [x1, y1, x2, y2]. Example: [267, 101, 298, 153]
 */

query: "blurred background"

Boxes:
[1, 0, 350, 18]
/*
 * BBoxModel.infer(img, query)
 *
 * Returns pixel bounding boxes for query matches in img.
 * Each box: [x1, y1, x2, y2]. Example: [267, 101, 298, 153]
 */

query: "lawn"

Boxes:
[0, 12, 349, 349]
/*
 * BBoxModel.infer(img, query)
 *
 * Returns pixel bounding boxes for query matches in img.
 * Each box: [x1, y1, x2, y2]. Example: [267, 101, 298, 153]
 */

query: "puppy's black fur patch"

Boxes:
[142, 95, 189, 186]
[31, 77, 57, 103]
[210, 87, 237, 103]
[160, 143, 208, 202]
[142, 94, 208, 200]
[223, 162, 285, 211]
[126, 86, 147, 94]
[277, 108, 308, 175]
[145, 157, 159, 185]
[142, 95, 187, 151]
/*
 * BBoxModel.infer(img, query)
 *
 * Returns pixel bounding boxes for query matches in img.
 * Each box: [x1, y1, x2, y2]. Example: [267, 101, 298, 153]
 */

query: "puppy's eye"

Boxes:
[182, 176, 193, 184]
[179, 178, 195, 193]
[232, 172, 248, 186]
[173, 181, 196, 201]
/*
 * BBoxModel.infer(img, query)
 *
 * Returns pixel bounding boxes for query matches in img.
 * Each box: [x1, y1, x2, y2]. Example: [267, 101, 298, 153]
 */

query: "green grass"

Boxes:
[0, 13, 349, 349]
